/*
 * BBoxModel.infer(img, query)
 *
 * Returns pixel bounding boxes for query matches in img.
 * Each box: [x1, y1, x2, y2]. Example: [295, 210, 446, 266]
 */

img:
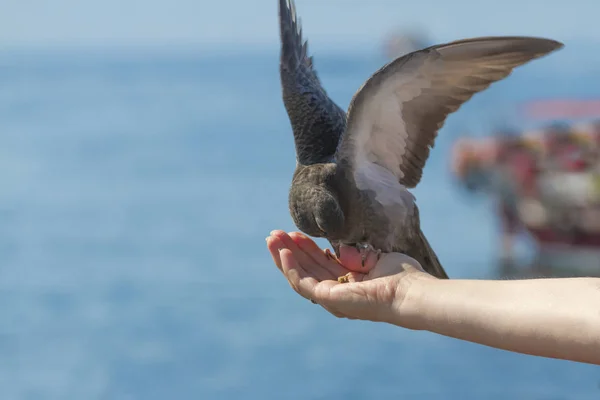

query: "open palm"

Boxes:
[267, 230, 427, 323]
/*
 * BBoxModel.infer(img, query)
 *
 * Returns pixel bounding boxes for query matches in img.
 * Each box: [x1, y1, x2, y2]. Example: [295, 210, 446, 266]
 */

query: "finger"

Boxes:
[268, 237, 303, 292]
[280, 248, 340, 302]
[271, 231, 335, 282]
[266, 235, 284, 272]
[280, 248, 317, 300]
[287, 232, 349, 278]
[267, 233, 315, 294]
[273, 231, 330, 281]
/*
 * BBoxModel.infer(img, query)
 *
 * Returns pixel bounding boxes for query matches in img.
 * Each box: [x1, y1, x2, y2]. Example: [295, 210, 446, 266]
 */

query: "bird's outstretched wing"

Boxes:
[335, 36, 563, 187]
[279, 0, 346, 165]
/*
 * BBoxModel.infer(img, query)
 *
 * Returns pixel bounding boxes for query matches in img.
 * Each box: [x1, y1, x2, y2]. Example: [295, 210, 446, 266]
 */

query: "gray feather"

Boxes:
[278, 0, 346, 164]
[337, 36, 563, 188]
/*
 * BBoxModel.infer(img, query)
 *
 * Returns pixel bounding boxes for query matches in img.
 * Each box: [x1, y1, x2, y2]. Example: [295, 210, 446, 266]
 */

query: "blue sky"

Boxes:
[1, 0, 598, 50]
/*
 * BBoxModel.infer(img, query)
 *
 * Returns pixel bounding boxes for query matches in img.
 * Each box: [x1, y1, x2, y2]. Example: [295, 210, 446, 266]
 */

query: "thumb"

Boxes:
[337, 244, 379, 272]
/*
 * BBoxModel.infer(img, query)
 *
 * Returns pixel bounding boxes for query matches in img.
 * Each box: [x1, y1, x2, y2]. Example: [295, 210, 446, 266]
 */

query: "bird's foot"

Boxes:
[336, 243, 381, 271]
[356, 242, 382, 268]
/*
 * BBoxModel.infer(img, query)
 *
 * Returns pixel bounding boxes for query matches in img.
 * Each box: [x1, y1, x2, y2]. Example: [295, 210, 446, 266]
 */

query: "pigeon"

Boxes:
[277, 0, 563, 278]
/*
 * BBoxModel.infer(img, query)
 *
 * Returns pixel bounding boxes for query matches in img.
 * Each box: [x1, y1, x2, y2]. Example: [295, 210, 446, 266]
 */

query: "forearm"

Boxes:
[399, 276, 600, 365]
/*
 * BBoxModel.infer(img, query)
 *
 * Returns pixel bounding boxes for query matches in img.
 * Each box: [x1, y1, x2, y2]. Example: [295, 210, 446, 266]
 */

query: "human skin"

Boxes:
[266, 230, 600, 365]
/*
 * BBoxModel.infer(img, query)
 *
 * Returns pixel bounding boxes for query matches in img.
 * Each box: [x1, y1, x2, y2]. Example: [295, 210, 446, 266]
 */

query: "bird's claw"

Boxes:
[324, 248, 343, 265]
[324, 248, 334, 260]
[356, 242, 382, 267]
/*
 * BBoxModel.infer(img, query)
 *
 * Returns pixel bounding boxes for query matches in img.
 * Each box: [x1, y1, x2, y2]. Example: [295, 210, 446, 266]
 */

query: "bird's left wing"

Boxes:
[335, 36, 563, 187]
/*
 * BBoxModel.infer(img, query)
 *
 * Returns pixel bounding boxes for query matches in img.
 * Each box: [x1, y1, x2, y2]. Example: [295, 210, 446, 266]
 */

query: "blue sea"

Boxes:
[0, 45, 598, 399]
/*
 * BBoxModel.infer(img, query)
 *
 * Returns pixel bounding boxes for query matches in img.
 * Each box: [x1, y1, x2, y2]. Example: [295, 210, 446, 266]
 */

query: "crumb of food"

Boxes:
[337, 275, 350, 284]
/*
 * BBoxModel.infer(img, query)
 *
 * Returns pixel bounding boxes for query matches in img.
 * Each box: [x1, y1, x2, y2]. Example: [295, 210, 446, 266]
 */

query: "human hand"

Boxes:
[266, 230, 433, 327]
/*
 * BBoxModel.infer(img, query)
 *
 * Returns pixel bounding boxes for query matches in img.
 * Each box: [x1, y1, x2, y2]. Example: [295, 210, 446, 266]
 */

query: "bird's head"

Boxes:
[289, 185, 346, 240]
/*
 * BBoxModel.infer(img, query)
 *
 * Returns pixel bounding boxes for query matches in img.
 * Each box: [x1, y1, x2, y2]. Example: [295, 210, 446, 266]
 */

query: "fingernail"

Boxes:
[278, 248, 285, 253]
[265, 236, 270, 242]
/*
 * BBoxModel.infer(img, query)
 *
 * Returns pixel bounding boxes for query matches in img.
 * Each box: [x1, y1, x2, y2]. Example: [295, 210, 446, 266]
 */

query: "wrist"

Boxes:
[388, 270, 437, 330]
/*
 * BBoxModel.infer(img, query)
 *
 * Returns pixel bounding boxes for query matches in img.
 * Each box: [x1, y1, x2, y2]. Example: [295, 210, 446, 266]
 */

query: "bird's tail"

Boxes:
[416, 229, 449, 279]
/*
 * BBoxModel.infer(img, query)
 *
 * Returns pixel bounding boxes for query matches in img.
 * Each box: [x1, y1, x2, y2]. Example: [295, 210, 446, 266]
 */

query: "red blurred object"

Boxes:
[450, 111, 600, 271]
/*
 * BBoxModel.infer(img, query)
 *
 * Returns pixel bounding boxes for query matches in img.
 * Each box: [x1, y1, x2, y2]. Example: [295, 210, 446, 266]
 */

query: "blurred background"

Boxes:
[1, 0, 600, 398]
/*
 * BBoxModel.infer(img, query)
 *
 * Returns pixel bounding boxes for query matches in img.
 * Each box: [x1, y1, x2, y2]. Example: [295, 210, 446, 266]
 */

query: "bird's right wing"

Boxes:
[279, 0, 346, 164]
